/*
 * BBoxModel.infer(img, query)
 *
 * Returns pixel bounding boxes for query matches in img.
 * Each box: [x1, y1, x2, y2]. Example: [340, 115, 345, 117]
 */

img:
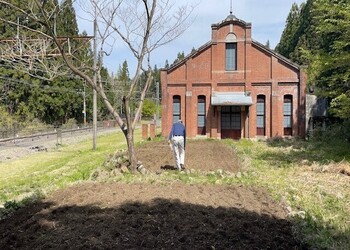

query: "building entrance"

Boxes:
[221, 106, 241, 139]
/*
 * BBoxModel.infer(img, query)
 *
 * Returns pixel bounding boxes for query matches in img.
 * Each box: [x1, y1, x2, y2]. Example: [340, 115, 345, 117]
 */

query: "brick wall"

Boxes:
[161, 15, 306, 139]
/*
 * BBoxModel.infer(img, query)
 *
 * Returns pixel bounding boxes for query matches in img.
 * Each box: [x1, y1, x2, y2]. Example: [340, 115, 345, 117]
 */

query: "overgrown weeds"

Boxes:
[228, 137, 350, 249]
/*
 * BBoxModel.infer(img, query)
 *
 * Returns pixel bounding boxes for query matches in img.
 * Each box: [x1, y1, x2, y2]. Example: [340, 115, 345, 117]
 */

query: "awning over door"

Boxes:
[211, 91, 253, 106]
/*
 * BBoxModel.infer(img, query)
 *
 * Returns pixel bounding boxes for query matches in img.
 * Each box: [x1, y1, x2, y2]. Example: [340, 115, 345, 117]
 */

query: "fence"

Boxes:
[0, 121, 116, 141]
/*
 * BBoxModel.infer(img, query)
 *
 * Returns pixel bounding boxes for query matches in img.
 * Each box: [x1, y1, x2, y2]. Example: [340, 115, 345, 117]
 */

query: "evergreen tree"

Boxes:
[275, 3, 301, 57]
[57, 0, 79, 36]
[119, 60, 130, 84]
[164, 59, 169, 69]
[0, 0, 23, 38]
[172, 51, 185, 65]
[0, 0, 94, 126]
[114, 60, 131, 116]
[150, 64, 160, 98]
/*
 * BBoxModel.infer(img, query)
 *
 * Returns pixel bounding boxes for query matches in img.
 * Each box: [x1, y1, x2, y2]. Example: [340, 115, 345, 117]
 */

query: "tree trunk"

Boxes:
[125, 127, 137, 172]
[123, 96, 138, 172]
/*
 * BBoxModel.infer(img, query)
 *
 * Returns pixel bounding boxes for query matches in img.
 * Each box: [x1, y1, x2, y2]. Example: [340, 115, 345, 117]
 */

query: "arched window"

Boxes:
[197, 95, 206, 135]
[256, 95, 265, 136]
[283, 95, 293, 136]
[173, 95, 181, 123]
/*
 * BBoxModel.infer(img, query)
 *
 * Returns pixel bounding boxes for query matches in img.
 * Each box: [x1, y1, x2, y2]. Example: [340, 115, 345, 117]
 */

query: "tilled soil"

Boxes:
[136, 139, 242, 173]
[0, 139, 308, 249]
[0, 183, 306, 249]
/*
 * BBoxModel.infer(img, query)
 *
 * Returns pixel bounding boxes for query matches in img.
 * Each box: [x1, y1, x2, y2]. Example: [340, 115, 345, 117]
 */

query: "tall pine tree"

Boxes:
[275, 3, 301, 57]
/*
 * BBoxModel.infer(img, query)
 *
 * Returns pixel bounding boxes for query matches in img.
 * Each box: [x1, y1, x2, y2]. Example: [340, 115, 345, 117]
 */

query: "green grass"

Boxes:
[227, 138, 350, 250]
[0, 129, 141, 203]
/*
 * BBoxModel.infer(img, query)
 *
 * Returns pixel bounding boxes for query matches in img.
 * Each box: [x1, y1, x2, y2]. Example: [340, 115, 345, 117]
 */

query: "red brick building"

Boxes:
[161, 13, 307, 140]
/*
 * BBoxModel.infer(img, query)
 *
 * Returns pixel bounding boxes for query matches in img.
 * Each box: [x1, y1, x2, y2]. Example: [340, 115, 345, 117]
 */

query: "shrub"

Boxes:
[61, 118, 78, 129]
[141, 99, 157, 118]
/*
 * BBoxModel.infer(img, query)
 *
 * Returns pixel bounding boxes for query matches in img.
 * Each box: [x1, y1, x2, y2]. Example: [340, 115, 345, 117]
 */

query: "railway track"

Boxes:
[0, 126, 117, 162]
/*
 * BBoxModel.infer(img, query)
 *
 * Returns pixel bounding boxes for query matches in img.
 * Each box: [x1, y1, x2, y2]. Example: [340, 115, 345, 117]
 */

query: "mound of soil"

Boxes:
[0, 183, 306, 249]
[136, 139, 241, 173]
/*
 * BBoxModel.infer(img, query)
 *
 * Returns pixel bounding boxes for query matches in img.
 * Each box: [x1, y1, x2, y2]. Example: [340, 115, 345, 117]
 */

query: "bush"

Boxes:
[309, 119, 350, 143]
[61, 118, 78, 129]
[0, 106, 16, 129]
[141, 99, 157, 118]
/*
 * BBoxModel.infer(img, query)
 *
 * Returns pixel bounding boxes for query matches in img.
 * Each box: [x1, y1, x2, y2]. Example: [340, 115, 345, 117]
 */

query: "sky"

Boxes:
[75, 0, 306, 76]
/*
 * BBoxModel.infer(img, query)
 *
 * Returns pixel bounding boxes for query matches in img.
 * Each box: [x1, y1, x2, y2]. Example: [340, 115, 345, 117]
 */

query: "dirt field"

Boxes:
[136, 140, 242, 172]
[0, 139, 308, 249]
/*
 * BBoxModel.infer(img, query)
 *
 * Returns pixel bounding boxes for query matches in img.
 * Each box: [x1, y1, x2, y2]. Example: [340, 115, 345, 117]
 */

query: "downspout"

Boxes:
[247, 106, 250, 139]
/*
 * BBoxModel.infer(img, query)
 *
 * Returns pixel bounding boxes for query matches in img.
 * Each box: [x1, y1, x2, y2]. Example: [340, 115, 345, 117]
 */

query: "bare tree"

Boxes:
[0, 0, 193, 171]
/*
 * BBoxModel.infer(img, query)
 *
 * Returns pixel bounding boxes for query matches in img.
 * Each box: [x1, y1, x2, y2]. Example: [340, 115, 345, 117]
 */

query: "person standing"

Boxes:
[168, 120, 186, 171]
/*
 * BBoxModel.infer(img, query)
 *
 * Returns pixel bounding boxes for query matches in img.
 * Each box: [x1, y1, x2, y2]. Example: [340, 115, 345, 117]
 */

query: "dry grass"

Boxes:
[229, 139, 350, 249]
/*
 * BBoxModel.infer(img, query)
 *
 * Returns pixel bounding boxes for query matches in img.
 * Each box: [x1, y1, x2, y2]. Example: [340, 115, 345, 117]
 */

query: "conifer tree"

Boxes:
[275, 3, 301, 57]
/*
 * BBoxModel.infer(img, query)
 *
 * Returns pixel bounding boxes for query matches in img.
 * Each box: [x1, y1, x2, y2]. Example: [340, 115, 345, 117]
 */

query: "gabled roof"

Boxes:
[162, 41, 213, 73]
[162, 39, 300, 73]
[162, 15, 300, 73]
[251, 39, 300, 70]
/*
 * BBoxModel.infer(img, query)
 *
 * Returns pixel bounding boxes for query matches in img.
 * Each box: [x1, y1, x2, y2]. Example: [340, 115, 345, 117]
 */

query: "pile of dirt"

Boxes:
[0, 183, 307, 249]
[136, 139, 242, 173]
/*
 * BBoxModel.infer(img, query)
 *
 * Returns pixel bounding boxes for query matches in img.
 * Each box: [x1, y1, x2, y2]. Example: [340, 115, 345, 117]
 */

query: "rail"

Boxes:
[0, 125, 108, 144]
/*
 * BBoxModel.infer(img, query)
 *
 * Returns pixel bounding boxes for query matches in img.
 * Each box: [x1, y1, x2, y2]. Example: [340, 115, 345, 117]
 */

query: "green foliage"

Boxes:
[142, 98, 157, 118]
[57, 0, 79, 36]
[330, 94, 350, 119]
[309, 0, 350, 119]
[150, 64, 161, 98]
[20, 118, 52, 134]
[61, 118, 78, 129]
[164, 59, 169, 69]
[116, 60, 130, 84]
[0, 106, 16, 128]
[276, 0, 350, 119]
[309, 120, 350, 149]
[4, 200, 20, 211]
[172, 51, 185, 65]
[0, 191, 44, 219]
[0, 0, 95, 126]
[275, 3, 301, 57]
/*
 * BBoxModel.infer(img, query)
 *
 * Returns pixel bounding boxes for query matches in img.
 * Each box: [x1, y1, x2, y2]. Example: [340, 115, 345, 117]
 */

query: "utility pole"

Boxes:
[92, 7, 98, 150]
[83, 81, 86, 127]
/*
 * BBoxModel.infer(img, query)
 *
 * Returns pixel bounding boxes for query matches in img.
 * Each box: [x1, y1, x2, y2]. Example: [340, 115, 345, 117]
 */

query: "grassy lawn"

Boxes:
[0, 129, 141, 203]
